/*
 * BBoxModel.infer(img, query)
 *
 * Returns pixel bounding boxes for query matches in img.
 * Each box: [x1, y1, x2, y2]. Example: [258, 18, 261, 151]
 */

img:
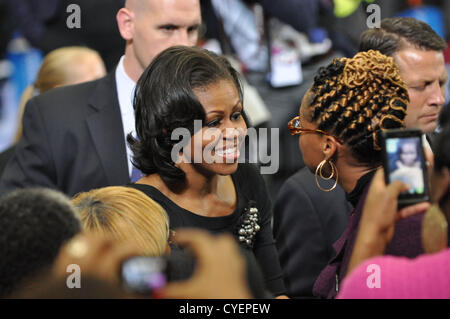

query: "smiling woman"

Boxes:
[126, 46, 286, 297]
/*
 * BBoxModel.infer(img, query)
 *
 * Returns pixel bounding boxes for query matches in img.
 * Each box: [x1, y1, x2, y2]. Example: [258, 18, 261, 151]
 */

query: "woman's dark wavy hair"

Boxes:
[127, 46, 243, 187]
[306, 50, 408, 167]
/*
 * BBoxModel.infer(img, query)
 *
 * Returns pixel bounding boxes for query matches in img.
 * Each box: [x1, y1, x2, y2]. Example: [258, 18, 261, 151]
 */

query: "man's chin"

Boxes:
[419, 122, 438, 134]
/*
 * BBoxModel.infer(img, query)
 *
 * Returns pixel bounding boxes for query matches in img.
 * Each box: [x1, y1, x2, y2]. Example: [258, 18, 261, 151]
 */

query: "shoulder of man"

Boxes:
[29, 73, 115, 117]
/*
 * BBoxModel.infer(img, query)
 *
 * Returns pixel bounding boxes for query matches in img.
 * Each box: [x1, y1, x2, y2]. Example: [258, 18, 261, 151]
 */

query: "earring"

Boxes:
[315, 159, 338, 192]
[422, 204, 448, 254]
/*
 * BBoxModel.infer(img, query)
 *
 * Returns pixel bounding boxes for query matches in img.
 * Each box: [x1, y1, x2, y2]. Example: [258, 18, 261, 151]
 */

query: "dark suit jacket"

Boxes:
[0, 145, 16, 177]
[0, 71, 130, 197]
[273, 167, 352, 298]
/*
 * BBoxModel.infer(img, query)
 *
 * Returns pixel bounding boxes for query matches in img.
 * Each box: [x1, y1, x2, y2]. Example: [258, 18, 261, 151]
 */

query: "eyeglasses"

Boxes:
[288, 116, 343, 144]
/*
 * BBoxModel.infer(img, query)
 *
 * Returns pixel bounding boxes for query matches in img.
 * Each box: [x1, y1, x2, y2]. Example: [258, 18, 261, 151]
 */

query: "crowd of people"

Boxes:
[0, 0, 449, 299]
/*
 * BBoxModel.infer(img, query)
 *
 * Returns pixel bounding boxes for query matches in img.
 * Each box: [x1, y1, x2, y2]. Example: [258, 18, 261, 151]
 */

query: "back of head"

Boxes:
[434, 106, 450, 173]
[359, 17, 447, 56]
[307, 50, 408, 167]
[0, 188, 81, 298]
[128, 45, 243, 186]
[34, 46, 106, 93]
[72, 186, 169, 256]
[432, 125, 450, 229]
[438, 105, 450, 129]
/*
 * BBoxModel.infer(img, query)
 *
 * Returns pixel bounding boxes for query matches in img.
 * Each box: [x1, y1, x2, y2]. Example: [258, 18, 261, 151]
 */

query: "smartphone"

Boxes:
[381, 128, 429, 207]
[120, 256, 168, 295]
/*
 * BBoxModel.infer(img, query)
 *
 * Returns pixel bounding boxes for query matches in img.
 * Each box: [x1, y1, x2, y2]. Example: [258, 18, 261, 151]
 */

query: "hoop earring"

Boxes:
[315, 159, 338, 192]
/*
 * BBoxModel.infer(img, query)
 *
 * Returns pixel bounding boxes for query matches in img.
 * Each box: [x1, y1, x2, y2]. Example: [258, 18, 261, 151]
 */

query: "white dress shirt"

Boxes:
[115, 56, 136, 177]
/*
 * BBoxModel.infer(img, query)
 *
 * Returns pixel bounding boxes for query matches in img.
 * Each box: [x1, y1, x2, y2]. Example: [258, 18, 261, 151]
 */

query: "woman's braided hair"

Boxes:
[308, 50, 409, 167]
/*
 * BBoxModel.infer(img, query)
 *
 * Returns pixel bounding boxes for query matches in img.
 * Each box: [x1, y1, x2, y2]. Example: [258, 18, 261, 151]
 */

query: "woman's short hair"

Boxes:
[305, 50, 408, 167]
[127, 45, 243, 186]
[72, 186, 170, 256]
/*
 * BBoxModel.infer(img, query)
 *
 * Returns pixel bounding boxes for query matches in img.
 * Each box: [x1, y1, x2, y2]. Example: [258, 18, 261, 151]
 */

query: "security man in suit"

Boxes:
[0, 0, 202, 196]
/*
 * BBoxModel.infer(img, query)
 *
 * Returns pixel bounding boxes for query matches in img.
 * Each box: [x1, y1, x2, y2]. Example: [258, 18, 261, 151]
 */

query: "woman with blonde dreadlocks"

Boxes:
[287, 50, 427, 298]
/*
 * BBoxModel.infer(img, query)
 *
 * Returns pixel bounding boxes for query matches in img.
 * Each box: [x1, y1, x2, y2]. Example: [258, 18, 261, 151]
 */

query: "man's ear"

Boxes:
[322, 135, 339, 161]
[116, 8, 135, 41]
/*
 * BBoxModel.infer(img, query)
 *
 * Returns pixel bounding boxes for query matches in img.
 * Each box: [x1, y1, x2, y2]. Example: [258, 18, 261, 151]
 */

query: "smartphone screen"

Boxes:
[382, 129, 429, 206]
[121, 256, 167, 295]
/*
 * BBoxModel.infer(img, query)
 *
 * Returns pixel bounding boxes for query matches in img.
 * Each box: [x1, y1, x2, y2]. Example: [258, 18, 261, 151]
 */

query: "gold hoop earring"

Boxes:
[319, 159, 334, 180]
[315, 159, 338, 192]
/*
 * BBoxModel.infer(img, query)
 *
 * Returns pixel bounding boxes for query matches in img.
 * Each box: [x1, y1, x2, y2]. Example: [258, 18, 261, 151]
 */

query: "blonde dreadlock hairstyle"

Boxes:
[307, 50, 409, 167]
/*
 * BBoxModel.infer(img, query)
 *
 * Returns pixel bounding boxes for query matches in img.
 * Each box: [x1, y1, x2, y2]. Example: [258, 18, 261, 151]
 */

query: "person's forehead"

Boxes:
[194, 80, 240, 110]
[394, 47, 446, 82]
[144, 0, 201, 23]
[299, 88, 314, 112]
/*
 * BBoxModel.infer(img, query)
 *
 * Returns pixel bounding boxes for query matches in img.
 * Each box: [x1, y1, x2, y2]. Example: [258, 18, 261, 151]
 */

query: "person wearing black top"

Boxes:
[289, 50, 424, 298]
[126, 46, 286, 297]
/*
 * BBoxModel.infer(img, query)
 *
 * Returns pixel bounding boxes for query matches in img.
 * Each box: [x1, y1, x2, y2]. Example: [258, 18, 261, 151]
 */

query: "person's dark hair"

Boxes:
[359, 17, 447, 56]
[127, 46, 243, 187]
[306, 50, 408, 167]
[438, 103, 450, 129]
[0, 188, 81, 298]
[434, 126, 450, 173]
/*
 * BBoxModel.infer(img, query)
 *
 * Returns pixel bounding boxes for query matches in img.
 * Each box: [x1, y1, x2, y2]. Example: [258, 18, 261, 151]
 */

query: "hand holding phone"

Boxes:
[347, 168, 430, 275]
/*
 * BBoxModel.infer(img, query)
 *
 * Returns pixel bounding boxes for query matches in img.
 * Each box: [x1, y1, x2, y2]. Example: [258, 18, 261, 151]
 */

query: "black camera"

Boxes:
[120, 248, 196, 295]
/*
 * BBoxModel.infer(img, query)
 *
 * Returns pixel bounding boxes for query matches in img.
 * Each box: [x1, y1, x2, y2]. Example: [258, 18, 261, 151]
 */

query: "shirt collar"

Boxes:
[115, 56, 136, 114]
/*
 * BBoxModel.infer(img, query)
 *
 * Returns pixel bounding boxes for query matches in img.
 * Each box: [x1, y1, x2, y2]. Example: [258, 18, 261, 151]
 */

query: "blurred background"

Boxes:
[0, 0, 449, 199]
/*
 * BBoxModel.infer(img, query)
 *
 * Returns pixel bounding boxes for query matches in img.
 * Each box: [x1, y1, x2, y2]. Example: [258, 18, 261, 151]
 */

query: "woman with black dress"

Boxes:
[126, 46, 286, 297]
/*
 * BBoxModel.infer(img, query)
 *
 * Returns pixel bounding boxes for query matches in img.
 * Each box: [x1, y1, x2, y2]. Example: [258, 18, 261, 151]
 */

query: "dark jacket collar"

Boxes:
[87, 70, 117, 112]
[85, 68, 130, 185]
[346, 170, 377, 208]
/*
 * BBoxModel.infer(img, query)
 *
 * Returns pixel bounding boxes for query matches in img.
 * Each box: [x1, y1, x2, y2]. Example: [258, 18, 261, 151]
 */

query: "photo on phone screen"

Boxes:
[386, 137, 425, 194]
[382, 129, 429, 206]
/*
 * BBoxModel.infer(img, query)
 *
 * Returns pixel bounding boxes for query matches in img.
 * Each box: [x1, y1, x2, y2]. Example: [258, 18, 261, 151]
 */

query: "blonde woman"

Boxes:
[72, 186, 170, 257]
